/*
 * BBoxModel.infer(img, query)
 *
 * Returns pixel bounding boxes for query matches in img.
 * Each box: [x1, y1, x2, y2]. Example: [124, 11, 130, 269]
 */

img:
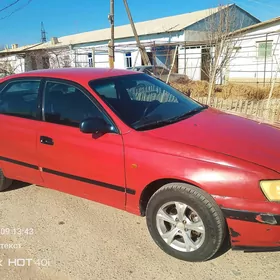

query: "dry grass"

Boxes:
[171, 79, 280, 100]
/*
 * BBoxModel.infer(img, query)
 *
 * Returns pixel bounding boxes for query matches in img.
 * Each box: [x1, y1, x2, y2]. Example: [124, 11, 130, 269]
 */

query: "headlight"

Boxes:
[260, 180, 280, 202]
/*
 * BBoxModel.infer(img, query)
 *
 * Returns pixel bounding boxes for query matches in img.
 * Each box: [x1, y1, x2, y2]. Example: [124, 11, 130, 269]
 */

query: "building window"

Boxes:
[88, 53, 93, 67]
[257, 41, 273, 58]
[125, 52, 132, 68]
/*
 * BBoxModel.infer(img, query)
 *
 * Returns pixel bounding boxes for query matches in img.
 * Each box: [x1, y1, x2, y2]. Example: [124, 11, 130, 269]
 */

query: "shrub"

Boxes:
[170, 80, 280, 100]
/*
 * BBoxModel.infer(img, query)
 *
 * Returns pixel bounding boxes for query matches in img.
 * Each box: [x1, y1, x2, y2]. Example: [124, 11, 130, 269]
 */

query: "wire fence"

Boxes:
[195, 96, 280, 126]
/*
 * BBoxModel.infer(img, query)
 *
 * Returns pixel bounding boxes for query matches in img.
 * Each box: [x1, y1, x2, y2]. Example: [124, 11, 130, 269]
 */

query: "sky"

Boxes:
[0, 0, 279, 47]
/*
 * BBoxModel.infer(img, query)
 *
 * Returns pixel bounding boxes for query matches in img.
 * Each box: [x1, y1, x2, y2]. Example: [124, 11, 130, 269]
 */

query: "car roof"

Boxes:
[1, 68, 138, 83]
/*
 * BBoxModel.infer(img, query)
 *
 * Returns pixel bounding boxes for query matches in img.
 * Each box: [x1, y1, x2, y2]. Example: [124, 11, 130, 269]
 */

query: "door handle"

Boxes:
[40, 136, 54, 146]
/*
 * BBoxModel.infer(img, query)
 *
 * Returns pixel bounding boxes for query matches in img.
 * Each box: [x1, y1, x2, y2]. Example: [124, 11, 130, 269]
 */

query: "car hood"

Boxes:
[146, 108, 280, 173]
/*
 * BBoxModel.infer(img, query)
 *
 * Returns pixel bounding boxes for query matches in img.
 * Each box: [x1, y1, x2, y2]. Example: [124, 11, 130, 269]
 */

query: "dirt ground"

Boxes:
[0, 182, 279, 280]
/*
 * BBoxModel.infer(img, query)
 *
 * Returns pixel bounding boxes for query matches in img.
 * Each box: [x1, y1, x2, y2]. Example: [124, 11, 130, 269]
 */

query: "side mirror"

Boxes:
[80, 117, 112, 135]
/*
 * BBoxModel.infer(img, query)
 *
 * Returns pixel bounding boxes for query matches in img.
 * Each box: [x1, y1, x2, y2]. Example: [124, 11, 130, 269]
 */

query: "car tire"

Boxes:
[146, 182, 226, 262]
[0, 169, 13, 191]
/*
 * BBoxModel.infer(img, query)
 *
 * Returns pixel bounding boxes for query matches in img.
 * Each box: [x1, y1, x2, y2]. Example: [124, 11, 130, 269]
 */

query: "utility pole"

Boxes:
[108, 0, 114, 68]
[41, 22, 47, 43]
[123, 0, 150, 66]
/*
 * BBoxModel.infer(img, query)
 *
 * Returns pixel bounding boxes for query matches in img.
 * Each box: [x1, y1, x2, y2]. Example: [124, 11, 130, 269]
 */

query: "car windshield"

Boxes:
[89, 73, 206, 131]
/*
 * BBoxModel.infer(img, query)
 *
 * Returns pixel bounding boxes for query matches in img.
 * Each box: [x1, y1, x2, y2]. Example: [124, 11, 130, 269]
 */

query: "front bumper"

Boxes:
[222, 208, 280, 250]
[214, 196, 280, 250]
[222, 208, 280, 225]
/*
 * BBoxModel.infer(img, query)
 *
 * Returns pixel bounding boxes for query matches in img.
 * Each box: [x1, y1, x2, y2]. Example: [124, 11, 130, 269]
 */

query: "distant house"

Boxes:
[0, 43, 41, 77]
[0, 4, 260, 77]
[224, 17, 280, 85]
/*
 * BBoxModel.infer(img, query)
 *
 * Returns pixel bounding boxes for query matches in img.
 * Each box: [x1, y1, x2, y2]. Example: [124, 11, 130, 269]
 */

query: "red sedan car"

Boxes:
[0, 68, 280, 262]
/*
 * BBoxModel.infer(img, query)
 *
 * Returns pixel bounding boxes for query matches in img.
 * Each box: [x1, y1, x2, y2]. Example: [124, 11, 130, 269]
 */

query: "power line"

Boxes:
[0, 0, 20, 13]
[0, 0, 33, 20]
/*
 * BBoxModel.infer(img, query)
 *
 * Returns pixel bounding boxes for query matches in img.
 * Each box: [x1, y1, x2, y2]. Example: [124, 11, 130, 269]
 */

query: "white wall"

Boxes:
[72, 48, 90, 67]
[178, 47, 202, 80]
[131, 50, 141, 67]
[70, 31, 185, 70]
[72, 44, 143, 70]
[0, 54, 25, 76]
[114, 52, 126, 69]
[227, 21, 280, 83]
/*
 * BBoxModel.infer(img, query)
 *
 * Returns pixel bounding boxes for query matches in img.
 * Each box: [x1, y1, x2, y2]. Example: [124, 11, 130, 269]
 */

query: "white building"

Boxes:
[0, 4, 260, 78]
[0, 44, 41, 77]
[225, 17, 280, 85]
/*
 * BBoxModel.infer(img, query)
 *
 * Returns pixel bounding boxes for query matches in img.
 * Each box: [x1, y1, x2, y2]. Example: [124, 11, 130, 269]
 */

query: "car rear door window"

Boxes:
[0, 80, 40, 119]
[43, 81, 107, 128]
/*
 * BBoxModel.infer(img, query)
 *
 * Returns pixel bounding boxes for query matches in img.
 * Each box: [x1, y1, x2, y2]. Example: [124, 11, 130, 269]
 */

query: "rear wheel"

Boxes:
[146, 182, 226, 262]
[0, 169, 13, 191]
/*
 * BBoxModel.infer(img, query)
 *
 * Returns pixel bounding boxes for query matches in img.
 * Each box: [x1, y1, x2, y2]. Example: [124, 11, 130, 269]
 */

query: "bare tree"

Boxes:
[203, 4, 245, 104]
[0, 59, 13, 76]
[22, 47, 73, 72]
[47, 48, 72, 68]
[0, 56, 23, 76]
[267, 33, 280, 108]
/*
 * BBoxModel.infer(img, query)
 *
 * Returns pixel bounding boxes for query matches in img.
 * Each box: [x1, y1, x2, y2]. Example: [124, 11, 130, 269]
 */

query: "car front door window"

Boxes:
[43, 81, 111, 128]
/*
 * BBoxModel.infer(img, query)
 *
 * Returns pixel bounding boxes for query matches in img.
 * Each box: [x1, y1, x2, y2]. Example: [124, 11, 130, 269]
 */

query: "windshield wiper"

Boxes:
[167, 105, 208, 123]
[134, 105, 208, 130]
[134, 119, 175, 130]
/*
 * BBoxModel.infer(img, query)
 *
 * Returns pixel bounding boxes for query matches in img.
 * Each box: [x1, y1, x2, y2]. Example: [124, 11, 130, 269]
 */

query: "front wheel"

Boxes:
[146, 183, 227, 262]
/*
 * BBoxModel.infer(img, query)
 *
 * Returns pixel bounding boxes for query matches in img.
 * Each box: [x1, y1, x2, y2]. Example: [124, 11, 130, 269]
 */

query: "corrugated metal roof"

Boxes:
[29, 6, 227, 50]
[0, 43, 42, 54]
